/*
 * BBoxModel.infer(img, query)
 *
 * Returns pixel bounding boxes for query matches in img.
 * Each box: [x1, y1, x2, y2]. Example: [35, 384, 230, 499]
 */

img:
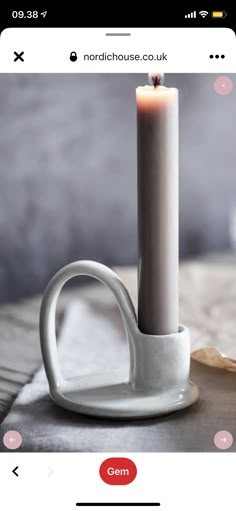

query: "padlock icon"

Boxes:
[70, 51, 77, 62]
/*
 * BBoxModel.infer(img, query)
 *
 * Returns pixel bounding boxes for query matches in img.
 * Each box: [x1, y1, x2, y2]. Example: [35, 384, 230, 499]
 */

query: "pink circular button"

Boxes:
[214, 430, 233, 450]
[3, 431, 23, 450]
[214, 76, 233, 95]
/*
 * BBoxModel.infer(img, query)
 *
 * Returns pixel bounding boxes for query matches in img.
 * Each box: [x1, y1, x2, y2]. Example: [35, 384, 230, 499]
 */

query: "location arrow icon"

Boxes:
[12, 466, 19, 477]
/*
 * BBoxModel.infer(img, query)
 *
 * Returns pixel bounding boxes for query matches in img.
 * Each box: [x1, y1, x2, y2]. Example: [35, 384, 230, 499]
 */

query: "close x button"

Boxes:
[99, 457, 137, 485]
[14, 51, 24, 62]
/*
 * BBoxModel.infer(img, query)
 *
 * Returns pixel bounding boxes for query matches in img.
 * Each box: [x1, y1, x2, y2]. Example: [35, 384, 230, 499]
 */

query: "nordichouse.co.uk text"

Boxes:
[83, 52, 168, 61]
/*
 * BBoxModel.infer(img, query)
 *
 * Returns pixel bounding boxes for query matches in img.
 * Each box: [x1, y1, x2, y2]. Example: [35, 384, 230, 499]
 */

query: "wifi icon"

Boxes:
[199, 10, 209, 17]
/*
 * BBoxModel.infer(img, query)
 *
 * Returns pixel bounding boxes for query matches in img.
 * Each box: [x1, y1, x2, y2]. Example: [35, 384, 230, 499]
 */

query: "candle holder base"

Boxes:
[40, 260, 199, 420]
[50, 373, 199, 419]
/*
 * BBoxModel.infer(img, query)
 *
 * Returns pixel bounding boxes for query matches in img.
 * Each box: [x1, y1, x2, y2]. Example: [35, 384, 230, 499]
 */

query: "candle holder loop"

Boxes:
[40, 260, 199, 419]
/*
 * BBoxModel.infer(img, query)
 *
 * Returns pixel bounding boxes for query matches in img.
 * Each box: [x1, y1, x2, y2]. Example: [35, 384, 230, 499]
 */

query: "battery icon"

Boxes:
[211, 11, 227, 18]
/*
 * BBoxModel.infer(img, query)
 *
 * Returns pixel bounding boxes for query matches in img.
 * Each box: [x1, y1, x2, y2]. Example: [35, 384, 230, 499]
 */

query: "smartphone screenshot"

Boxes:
[0, 9, 235, 511]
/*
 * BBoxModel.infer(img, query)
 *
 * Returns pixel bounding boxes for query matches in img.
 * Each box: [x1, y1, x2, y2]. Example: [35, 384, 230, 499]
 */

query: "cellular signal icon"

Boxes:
[185, 11, 196, 18]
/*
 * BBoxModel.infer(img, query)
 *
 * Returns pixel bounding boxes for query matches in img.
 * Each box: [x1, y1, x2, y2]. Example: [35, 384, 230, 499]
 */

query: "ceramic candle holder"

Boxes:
[40, 260, 199, 419]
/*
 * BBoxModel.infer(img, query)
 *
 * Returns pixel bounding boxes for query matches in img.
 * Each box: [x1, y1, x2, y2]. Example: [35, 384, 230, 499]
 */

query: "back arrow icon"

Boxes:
[12, 466, 19, 477]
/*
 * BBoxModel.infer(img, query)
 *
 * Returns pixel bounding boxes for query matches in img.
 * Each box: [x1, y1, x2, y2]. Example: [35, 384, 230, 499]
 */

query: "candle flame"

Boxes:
[148, 72, 164, 88]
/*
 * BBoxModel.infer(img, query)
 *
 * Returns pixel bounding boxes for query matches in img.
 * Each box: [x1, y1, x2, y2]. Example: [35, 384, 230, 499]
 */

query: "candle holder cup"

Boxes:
[40, 261, 199, 419]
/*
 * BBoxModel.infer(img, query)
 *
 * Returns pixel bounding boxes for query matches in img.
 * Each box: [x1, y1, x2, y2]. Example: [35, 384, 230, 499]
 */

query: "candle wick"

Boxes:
[148, 72, 164, 88]
[152, 76, 161, 89]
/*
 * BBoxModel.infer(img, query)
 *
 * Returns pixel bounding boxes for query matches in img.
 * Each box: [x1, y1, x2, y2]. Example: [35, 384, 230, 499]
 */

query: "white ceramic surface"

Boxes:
[40, 261, 199, 419]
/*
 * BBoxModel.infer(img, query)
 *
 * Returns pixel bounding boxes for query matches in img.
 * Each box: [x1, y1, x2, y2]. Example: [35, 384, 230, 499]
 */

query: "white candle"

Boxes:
[137, 74, 179, 335]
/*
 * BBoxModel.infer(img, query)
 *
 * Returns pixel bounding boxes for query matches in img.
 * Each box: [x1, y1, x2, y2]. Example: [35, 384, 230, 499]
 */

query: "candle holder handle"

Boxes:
[40, 260, 199, 419]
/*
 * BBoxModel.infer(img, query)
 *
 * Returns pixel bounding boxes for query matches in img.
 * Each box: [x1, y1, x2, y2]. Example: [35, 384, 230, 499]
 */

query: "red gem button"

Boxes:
[99, 457, 137, 485]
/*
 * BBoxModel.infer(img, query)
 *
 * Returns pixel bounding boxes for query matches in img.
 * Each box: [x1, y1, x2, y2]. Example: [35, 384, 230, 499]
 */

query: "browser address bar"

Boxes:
[0, 27, 235, 72]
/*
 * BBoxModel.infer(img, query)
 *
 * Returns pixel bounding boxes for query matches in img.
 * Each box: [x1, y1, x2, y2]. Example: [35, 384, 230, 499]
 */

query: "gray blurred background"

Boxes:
[0, 73, 235, 302]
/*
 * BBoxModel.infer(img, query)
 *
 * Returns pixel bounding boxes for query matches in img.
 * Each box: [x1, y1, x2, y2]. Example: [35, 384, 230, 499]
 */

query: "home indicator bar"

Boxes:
[76, 504, 161, 507]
